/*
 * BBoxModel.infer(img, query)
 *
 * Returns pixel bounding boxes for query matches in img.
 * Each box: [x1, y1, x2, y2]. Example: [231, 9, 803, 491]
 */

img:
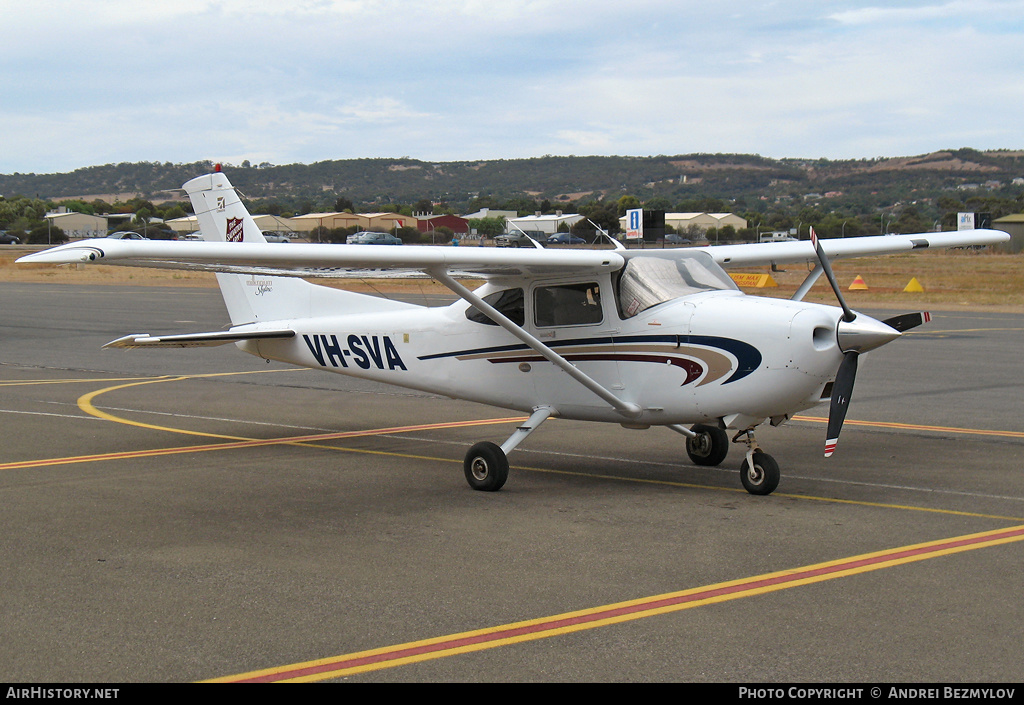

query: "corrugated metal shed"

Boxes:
[992, 214, 1024, 253]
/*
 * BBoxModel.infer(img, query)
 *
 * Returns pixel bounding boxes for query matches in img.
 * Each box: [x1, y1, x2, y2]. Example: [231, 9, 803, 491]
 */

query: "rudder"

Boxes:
[184, 170, 312, 325]
[182, 169, 420, 326]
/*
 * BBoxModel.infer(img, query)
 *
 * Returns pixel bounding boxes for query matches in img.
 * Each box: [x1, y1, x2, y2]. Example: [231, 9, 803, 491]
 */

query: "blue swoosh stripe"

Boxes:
[418, 334, 761, 385]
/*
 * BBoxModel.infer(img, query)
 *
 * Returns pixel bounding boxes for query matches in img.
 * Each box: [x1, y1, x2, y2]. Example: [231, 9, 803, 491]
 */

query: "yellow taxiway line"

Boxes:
[207, 524, 1024, 682]
[794, 414, 1024, 440]
[3, 371, 1023, 681]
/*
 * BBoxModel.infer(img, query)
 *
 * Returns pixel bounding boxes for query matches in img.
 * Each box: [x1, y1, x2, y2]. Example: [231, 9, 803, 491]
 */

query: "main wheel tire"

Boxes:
[685, 424, 730, 466]
[740, 451, 780, 496]
[464, 442, 509, 492]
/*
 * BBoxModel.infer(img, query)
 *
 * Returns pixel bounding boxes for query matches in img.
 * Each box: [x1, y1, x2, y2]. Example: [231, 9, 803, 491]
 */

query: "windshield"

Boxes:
[617, 251, 737, 318]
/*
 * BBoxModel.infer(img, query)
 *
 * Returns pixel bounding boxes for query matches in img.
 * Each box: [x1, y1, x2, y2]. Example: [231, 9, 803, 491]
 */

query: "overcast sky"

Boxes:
[2, 0, 1023, 174]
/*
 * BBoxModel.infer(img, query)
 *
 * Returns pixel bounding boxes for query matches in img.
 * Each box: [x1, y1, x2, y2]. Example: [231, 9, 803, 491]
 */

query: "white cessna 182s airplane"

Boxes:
[19, 169, 1009, 495]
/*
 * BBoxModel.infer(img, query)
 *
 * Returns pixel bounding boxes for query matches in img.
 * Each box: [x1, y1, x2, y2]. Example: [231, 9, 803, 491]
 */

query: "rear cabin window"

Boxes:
[465, 288, 525, 326]
[533, 282, 603, 327]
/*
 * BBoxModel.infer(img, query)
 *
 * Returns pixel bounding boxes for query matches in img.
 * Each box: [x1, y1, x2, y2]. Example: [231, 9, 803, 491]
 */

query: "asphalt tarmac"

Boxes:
[1, 282, 1022, 683]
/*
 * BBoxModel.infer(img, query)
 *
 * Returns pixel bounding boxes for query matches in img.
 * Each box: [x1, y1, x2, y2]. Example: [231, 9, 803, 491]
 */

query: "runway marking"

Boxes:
[0, 368, 310, 387]
[4, 424, 1021, 522]
[79, 375, 276, 441]
[793, 415, 1024, 440]
[402, 434, 1024, 509]
[206, 524, 1024, 682]
[0, 408, 105, 421]
[0, 372, 526, 470]
[510, 465, 1024, 522]
[8, 371, 1024, 679]
[0, 375, 188, 387]
[907, 327, 1024, 335]
[76, 374, 1024, 445]
[0, 417, 526, 472]
[0, 373, 1015, 521]
[75, 374, 1024, 443]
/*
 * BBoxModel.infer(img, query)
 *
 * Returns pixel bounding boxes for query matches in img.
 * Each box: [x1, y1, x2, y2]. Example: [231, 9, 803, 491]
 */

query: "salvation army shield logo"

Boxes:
[226, 217, 244, 242]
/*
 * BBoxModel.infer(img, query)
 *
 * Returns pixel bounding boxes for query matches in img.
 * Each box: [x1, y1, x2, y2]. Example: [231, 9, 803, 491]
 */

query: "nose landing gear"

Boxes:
[677, 424, 781, 495]
[736, 430, 779, 496]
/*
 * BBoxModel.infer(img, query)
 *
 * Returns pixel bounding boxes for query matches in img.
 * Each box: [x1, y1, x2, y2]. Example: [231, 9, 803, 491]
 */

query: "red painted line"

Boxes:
[222, 524, 1024, 682]
[793, 415, 1024, 439]
[0, 417, 525, 471]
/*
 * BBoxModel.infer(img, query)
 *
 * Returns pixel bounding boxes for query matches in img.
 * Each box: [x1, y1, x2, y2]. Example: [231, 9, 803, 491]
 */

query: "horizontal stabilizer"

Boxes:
[104, 329, 295, 349]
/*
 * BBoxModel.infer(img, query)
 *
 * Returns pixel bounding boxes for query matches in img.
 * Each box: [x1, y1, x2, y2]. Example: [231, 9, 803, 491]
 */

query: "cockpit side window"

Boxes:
[465, 288, 525, 326]
[533, 282, 603, 327]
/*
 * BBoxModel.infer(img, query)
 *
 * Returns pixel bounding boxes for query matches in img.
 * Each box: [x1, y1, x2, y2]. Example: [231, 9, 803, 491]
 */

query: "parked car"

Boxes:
[495, 231, 547, 247]
[107, 231, 148, 240]
[665, 233, 692, 245]
[547, 233, 585, 245]
[346, 231, 403, 245]
[262, 232, 291, 243]
[0, 231, 21, 244]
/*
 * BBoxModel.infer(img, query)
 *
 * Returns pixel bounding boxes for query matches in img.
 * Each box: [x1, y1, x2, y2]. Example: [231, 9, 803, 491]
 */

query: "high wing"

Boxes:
[18, 230, 1006, 279]
[17, 238, 626, 280]
[701, 230, 1008, 268]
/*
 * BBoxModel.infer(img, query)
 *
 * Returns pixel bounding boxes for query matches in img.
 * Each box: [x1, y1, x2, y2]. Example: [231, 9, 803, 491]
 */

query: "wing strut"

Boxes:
[429, 268, 642, 419]
[666, 424, 698, 439]
[501, 407, 555, 454]
[791, 263, 824, 302]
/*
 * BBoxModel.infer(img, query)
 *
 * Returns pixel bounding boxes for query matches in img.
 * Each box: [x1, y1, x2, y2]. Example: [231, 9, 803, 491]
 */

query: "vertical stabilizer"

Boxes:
[183, 170, 271, 249]
[183, 169, 422, 327]
[183, 170, 313, 325]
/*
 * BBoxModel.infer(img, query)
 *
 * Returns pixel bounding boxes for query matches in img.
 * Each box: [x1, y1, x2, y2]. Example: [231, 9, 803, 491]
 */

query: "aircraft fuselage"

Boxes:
[242, 281, 846, 430]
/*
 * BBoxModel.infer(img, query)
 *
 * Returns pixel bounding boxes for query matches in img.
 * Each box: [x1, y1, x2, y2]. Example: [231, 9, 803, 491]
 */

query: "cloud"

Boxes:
[2, 1, 1024, 172]
[828, 0, 1024, 26]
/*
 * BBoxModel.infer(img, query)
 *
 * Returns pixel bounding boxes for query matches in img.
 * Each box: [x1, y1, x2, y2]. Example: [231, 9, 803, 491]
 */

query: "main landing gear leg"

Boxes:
[735, 430, 780, 496]
[463, 407, 554, 492]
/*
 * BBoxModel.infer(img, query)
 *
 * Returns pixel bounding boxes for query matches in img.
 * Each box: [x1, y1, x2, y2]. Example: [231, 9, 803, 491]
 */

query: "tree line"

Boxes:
[4, 178, 1022, 245]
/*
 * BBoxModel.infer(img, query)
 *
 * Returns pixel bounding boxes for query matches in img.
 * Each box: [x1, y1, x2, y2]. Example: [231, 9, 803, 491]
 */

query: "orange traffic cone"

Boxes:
[849, 275, 868, 291]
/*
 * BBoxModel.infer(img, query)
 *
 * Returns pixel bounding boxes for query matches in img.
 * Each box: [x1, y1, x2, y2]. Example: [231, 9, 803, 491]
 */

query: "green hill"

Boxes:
[2, 150, 1023, 224]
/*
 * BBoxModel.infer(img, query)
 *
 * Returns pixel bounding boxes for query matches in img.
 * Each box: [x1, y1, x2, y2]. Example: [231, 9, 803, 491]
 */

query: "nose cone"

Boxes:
[837, 314, 901, 354]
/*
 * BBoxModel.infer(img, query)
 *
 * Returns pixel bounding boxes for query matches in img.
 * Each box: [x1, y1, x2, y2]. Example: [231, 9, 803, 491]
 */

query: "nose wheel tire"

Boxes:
[740, 451, 780, 495]
[464, 441, 509, 492]
[685, 424, 730, 466]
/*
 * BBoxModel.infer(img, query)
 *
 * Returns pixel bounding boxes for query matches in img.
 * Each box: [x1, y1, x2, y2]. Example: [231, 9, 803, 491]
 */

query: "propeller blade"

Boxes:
[882, 311, 932, 332]
[809, 227, 857, 323]
[825, 351, 859, 457]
